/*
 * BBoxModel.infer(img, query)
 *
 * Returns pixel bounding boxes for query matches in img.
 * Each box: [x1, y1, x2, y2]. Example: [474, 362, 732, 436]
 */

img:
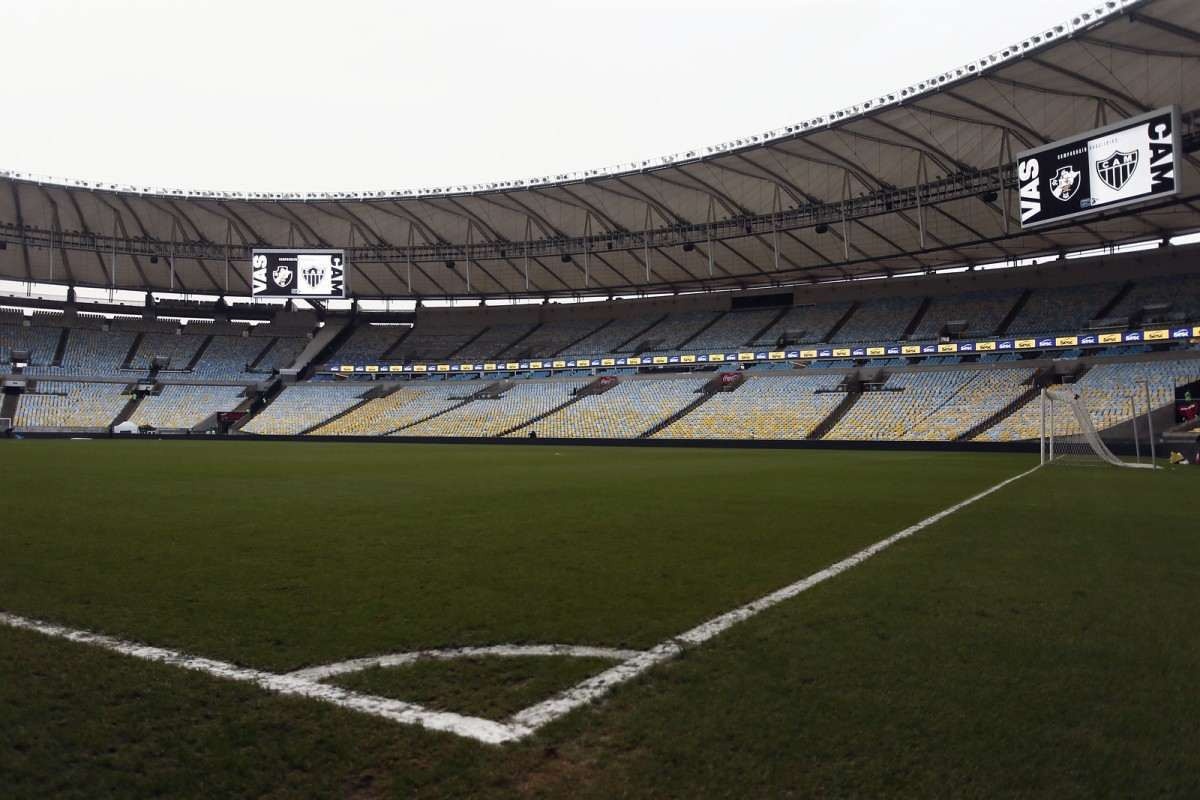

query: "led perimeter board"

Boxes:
[251, 249, 347, 299]
[1017, 106, 1180, 229]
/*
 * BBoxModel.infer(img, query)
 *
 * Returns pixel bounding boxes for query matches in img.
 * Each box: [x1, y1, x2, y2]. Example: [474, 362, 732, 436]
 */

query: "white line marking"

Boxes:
[288, 644, 643, 682]
[1, 464, 1039, 745]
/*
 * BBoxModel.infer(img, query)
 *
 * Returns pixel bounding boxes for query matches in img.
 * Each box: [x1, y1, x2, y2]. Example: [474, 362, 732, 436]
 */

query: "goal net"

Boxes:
[1040, 387, 1155, 469]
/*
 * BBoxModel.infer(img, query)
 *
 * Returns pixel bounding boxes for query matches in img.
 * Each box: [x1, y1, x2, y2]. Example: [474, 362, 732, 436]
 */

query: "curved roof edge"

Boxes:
[0, 0, 1140, 203]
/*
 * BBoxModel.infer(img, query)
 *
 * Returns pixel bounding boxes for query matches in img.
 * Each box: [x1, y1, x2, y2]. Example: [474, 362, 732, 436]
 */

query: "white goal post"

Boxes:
[1040, 386, 1156, 469]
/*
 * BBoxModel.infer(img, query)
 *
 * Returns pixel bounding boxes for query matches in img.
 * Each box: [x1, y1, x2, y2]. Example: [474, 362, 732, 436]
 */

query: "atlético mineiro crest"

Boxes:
[302, 265, 325, 289]
[272, 265, 293, 288]
[1096, 149, 1139, 191]
[1050, 166, 1080, 202]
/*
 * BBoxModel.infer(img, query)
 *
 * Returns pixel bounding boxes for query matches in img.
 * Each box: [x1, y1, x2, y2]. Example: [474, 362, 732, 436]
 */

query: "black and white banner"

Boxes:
[1017, 106, 1180, 229]
[251, 250, 347, 298]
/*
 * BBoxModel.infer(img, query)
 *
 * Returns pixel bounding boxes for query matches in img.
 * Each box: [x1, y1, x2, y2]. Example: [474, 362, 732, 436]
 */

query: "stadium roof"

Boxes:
[2, 0, 1200, 300]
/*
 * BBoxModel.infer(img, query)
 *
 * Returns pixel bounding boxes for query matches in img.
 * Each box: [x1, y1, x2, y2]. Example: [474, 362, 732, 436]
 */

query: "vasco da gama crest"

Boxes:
[1049, 165, 1081, 202]
[1095, 149, 1139, 191]
[271, 264, 294, 288]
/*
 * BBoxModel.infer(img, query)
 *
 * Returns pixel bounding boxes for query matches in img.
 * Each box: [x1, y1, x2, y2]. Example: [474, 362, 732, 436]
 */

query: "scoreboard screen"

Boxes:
[251, 249, 347, 299]
[1017, 106, 1180, 229]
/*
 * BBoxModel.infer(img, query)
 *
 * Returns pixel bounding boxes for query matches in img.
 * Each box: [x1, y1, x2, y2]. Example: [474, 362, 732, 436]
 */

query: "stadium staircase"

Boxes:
[379, 326, 414, 360]
[994, 290, 1032, 336]
[639, 372, 744, 438]
[554, 319, 613, 356]
[231, 381, 286, 432]
[185, 335, 214, 371]
[901, 297, 931, 340]
[747, 306, 791, 346]
[615, 314, 668, 353]
[500, 376, 620, 437]
[119, 333, 145, 369]
[50, 327, 70, 366]
[110, 385, 146, 428]
[809, 387, 861, 440]
[289, 318, 350, 377]
[822, 302, 859, 342]
[676, 312, 726, 349]
[386, 380, 510, 435]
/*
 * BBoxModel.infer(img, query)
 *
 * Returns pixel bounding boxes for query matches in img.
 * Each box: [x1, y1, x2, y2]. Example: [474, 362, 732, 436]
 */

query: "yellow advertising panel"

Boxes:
[867, 347, 885, 356]
[1054, 336, 1078, 347]
[1099, 332, 1123, 344]
[975, 341, 996, 351]
[737, 352, 754, 361]
[1144, 329, 1169, 341]
[388, 365, 403, 372]
[339, 365, 354, 372]
[552, 360, 566, 368]
[505, 362, 519, 370]
[1194, 326, 1200, 337]
[575, 359, 591, 367]
[627, 357, 642, 365]
[938, 343, 958, 353]
[1015, 339, 1036, 349]
[709, 354, 726, 362]
[436, 364, 450, 372]
[459, 364, 473, 371]
[652, 356, 669, 364]
[414, 364, 427, 372]
[800, 350, 818, 359]
[768, 351, 786, 360]
[902, 345, 921, 355]
[833, 348, 851, 357]
[529, 361, 543, 369]
[484, 363, 497, 371]
[364, 365, 379, 372]
[601, 358, 616, 366]
[681, 354, 697, 363]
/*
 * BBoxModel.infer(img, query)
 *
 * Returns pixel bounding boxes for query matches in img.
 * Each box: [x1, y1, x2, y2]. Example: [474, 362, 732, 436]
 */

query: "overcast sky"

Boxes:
[0, 0, 1093, 193]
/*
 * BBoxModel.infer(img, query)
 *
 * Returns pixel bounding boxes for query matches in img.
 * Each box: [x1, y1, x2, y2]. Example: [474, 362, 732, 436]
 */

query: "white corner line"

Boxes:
[1, 464, 1039, 745]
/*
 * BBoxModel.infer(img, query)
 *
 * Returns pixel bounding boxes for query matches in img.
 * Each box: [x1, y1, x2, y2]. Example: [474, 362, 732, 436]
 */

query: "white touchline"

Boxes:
[1, 464, 1039, 746]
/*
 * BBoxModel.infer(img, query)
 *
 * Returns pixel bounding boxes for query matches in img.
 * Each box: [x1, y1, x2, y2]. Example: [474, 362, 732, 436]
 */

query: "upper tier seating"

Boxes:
[332, 324, 411, 362]
[391, 324, 485, 362]
[1005, 283, 1121, 335]
[29, 328, 137, 377]
[128, 331, 205, 370]
[1110, 274, 1200, 320]
[15, 381, 128, 430]
[654, 374, 844, 440]
[685, 309, 780, 350]
[621, 311, 721, 352]
[909, 290, 1023, 339]
[520, 377, 708, 438]
[400, 379, 588, 437]
[565, 315, 660, 356]
[752, 303, 851, 346]
[454, 323, 539, 361]
[242, 383, 367, 435]
[831, 296, 924, 345]
[499, 319, 608, 358]
[0, 322, 61, 367]
[129, 385, 246, 429]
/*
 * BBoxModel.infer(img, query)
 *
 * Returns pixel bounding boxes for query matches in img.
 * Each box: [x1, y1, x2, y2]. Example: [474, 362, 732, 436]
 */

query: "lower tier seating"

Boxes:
[654, 375, 844, 439]
[242, 383, 368, 435]
[15, 382, 128, 430]
[401, 379, 588, 437]
[518, 377, 708, 438]
[129, 385, 246, 430]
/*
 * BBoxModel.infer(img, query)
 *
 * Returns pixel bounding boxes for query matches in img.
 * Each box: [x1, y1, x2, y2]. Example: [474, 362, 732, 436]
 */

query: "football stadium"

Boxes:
[3, 1, 1200, 797]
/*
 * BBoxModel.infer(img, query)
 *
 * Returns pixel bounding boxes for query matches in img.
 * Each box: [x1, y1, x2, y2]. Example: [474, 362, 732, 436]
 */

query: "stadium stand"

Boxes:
[497, 318, 605, 358]
[331, 324, 410, 362]
[1109, 273, 1200, 321]
[976, 359, 1200, 442]
[830, 296, 924, 345]
[564, 315, 659, 356]
[908, 290, 1023, 339]
[1004, 282, 1122, 335]
[899, 368, 1034, 441]
[620, 311, 720, 352]
[0, 319, 61, 367]
[312, 384, 460, 435]
[751, 303, 851, 346]
[654, 374, 844, 439]
[520, 377, 708, 438]
[389, 322, 485, 362]
[684, 308, 780, 350]
[242, 383, 367, 435]
[15, 381, 129, 430]
[128, 385, 246, 430]
[401, 379, 588, 437]
[454, 323, 539, 360]
[825, 371, 978, 440]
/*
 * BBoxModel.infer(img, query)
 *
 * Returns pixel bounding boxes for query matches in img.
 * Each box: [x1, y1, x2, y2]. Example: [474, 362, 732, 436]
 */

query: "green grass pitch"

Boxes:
[1, 440, 1197, 798]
